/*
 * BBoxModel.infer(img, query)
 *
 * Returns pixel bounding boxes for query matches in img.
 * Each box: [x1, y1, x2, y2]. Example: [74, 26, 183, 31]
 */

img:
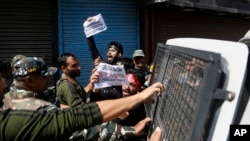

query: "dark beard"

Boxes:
[68, 71, 80, 78]
[108, 56, 120, 65]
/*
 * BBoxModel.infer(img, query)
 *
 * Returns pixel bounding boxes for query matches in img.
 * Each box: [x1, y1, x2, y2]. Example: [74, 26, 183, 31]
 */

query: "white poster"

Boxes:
[83, 13, 107, 38]
[95, 63, 129, 89]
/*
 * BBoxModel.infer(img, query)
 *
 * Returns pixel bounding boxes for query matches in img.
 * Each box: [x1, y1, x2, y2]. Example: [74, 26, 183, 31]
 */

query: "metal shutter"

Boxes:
[58, 0, 139, 85]
[0, 0, 57, 84]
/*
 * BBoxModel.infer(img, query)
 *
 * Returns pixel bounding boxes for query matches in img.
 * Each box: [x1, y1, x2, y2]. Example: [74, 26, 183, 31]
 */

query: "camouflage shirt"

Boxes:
[2, 88, 58, 112]
[0, 103, 103, 141]
[69, 121, 136, 141]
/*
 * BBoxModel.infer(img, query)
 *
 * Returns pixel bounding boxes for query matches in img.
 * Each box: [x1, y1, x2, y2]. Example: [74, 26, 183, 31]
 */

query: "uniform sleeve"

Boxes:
[56, 80, 85, 107]
[69, 121, 136, 141]
[0, 102, 102, 141]
[98, 121, 136, 140]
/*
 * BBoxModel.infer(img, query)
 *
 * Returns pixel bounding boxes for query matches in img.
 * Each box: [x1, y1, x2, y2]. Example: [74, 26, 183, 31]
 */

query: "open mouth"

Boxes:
[107, 55, 113, 61]
[122, 91, 130, 97]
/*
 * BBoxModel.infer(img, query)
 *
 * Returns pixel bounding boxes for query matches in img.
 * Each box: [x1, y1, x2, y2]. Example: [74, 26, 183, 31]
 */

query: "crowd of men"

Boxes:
[0, 15, 163, 141]
[0, 49, 161, 141]
[0, 18, 161, 141]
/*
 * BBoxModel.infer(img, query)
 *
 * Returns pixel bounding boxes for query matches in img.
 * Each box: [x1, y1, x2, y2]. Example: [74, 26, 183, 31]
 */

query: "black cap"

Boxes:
[108, 41, 123, 55]
[13, 57, 57, 77]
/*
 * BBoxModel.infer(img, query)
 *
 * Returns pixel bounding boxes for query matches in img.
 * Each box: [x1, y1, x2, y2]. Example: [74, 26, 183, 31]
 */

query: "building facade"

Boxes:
[139, 0, 250, 63]
[0, 0, 250, 85]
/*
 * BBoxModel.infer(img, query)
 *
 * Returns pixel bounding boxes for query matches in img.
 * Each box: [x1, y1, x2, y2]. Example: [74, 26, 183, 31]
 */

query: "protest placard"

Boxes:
[95, 63, 129, 89]
[83, 13, 107, 38]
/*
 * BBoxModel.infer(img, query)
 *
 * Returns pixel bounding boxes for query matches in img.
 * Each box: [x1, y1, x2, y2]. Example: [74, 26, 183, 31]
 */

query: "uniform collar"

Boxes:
[6, 89, 36, 98]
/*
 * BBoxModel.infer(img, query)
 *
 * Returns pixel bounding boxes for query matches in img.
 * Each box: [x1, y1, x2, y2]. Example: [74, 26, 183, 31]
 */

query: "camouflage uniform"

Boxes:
[2, 88, 58, 111]
[0, 58, 141, 141]
[0, 103, 103, 141]
[1, 57, 103, 140]
[7, 54, 26, 92]
[1, 56, 59, 111]
[70, 121, 136, 141]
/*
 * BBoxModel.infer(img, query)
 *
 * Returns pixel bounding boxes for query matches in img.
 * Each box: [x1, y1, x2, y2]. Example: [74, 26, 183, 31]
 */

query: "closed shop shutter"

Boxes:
[59, 0, 139, 85]
[0, 0, 57, 84]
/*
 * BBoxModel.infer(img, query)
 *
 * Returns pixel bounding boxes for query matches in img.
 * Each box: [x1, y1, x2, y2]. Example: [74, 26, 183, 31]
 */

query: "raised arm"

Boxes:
[84, 16, 103, 64]
[0, 103, 103, 140]
[86, 36, 102, 61]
